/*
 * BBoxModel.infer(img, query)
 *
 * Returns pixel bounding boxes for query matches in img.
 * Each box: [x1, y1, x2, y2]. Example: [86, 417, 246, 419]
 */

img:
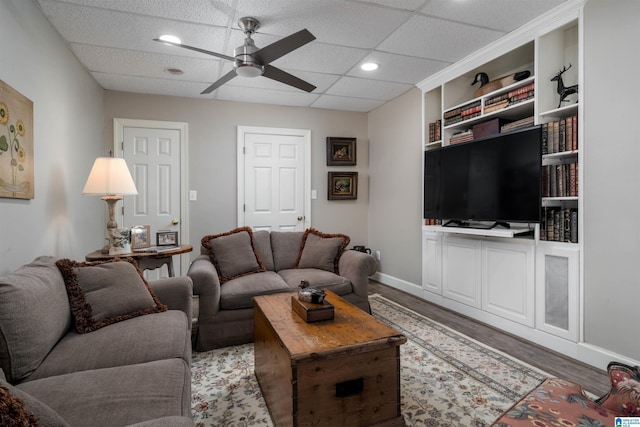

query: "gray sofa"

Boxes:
[0, 256, 195, 427]
[187, 228, 377, 351]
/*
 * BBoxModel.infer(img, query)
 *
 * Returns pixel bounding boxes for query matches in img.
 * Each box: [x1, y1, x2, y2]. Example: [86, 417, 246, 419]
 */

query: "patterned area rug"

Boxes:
[191, 294, 549, 426]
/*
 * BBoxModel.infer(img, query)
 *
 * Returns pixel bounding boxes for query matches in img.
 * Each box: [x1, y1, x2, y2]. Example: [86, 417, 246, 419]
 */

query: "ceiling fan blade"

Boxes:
[263, 65, 316, 93]
[253, 29, 315, 65]
[153, 38, 236, 62]
[201, 69, 237, 94]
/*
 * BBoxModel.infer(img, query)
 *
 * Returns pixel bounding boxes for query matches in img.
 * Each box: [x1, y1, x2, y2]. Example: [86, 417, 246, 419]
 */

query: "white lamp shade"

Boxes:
[82, 157, 138, 195]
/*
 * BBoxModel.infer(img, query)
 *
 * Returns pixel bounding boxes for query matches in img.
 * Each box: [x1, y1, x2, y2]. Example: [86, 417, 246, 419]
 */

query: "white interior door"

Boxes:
[238, 126, 311, 231]
[114, 119, 188, 279]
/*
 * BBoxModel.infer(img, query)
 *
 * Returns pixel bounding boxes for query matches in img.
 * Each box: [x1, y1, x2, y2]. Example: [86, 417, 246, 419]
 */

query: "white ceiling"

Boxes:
[35, 0, 568, 112]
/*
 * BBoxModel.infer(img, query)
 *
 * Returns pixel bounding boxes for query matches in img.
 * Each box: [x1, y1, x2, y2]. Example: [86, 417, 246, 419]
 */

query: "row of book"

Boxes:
[424, 218, 443, 226]
[542, 115, 578, 154]
[483, 82, 535, 114]
[542, 163, 578, 198]
[540, 207, 578, 243]
[427, 119, 442, 143]
[443, 100, 481, 126]
[449, 129, 474, 145]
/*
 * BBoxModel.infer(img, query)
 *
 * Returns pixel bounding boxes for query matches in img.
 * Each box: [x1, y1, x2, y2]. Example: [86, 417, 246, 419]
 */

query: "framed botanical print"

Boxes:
[130, 225, 151, 249]
[328, 172, 358, 200]
[326, 137, 356, 166]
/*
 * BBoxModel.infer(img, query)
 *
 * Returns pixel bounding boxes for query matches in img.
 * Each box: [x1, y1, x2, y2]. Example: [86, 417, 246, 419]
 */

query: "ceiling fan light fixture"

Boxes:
[361, 62, 379, 71]
[159, 34, 181, 45]
[235, 63, 263, 78]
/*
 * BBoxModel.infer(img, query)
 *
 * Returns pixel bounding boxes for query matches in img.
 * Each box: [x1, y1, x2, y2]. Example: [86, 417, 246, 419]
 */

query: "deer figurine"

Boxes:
[551, 64, 579, 108]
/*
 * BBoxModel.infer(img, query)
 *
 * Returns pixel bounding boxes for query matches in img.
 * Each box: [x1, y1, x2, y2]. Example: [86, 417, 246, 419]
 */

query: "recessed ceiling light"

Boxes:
[159, 34, 181, 44]
[361, 62, 379, 71]
[165, 68, 184, 75]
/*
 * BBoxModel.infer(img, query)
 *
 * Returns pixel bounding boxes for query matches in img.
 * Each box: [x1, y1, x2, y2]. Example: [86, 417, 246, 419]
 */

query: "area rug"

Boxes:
[191, 294, 549, 426]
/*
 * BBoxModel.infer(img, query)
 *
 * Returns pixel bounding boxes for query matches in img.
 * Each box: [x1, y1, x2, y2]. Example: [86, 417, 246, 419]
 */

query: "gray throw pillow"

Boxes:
[55, 258, 167, 333]
[295, 228, 350, 273]
[201, 227, 266, 283]
[0, 376, 70, 426]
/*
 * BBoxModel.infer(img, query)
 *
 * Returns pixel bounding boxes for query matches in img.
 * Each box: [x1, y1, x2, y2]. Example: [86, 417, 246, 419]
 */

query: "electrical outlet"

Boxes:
[375, 251, 381, 260]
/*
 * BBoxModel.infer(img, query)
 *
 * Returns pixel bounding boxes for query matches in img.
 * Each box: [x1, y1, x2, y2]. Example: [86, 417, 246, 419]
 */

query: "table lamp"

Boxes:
[83, 157, 138, 253]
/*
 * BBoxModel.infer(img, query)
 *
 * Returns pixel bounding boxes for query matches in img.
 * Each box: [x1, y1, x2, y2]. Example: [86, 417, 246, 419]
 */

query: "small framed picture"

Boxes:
[328, 172, 358, 200]
[130, 225, 151, 249]
[157, 231, 179, 246]
[326, 137, 356, 166]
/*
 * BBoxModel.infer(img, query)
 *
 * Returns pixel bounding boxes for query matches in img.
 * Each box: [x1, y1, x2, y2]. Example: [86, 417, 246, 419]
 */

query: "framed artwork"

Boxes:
[326, 137, 356, 166]
[0, 80, 34, 199]
[328, 172, 358, 200]
[157, 231, 179, 246]
[130, 225, 151, 249]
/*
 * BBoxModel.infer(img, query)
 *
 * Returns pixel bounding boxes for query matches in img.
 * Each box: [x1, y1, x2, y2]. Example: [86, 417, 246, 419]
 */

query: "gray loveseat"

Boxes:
[187, 228, 377, 351]
[0, 256, 195, 427]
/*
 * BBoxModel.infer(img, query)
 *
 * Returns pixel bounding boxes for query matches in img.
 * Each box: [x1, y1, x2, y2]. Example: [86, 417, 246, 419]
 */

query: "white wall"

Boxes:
[368, 88, 423, 286]
[0, 0, 104, 274]
[582, 0, 640, 361]
[102, 91, 370, 253]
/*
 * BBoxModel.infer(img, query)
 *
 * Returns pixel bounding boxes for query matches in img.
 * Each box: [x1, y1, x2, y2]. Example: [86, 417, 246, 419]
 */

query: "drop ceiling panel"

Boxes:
[35, 0, 568, 112]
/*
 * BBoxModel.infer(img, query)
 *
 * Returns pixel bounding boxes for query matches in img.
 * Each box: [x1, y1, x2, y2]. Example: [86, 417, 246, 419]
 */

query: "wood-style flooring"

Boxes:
[368, 280, 610, 396]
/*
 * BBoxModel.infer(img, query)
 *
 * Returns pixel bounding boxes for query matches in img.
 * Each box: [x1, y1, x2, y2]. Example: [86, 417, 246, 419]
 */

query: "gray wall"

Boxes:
[0, 0, 104, 274]
[103, 91, 370, 255]
[583, 0, 640, 361]
[368, 88, 423, 285]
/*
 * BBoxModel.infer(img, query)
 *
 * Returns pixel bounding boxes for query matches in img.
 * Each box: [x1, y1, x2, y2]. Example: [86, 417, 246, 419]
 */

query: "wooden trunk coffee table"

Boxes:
[253, 291, 407, 427]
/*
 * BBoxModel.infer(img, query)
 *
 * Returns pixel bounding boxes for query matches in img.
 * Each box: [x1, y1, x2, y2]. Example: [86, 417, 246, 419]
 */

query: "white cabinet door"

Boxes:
[535, 243, 580, 341]
[442, 236, 481, 308]
[422, 230, 442, 295]
[481, 239, 535, 327]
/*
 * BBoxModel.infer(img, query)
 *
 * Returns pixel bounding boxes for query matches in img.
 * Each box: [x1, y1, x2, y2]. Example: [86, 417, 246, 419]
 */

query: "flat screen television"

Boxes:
[424, 125, 542, 225]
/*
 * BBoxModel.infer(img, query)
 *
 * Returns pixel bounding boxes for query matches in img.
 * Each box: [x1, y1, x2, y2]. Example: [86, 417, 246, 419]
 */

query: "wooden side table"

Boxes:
[85, 244, 193, 277]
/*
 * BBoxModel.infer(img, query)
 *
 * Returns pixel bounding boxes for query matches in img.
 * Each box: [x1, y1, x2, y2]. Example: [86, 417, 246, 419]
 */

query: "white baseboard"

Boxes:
[371, 272, 640, 371]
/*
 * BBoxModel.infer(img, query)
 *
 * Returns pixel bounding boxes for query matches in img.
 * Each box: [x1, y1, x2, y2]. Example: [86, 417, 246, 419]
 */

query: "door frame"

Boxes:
[113, 118, 190, 274]
[237, 126, 311, 229]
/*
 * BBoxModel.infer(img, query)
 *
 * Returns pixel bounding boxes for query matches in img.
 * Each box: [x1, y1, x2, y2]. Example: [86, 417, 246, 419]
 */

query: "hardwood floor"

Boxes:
[368, 280, 610, 396]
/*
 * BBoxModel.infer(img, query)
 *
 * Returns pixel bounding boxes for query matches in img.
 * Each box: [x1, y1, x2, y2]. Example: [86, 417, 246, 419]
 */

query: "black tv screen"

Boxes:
[424, 126, 542, 224]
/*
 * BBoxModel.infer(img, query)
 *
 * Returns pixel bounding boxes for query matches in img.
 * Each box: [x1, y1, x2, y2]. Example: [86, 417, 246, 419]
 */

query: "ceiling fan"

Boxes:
[154, 17, 317, 95]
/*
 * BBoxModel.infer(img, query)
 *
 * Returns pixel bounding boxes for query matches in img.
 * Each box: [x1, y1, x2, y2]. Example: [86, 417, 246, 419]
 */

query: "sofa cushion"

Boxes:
[56, 258, 167, 334]
[17, 359, 191, 427]
[27, 310, 190, 381]
[220, 271, 293, 310]
[270, 231, 304, 271]
[278, 268, 352, 296]
[295, 228, 350, 273]
[597, 361, 640, 416]
[253, 230, 275, 271]
[201, 227, 266, 283]
[0, 376, 69, 426]
[0, 256, 72, 383]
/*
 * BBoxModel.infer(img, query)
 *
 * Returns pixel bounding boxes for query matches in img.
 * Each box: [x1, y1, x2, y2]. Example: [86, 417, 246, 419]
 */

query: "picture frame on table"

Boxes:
[326, 137, 356, 166]
[157, 231, 178, 246]
[328, 172, 358, 200]
[130, 225, 151, 249]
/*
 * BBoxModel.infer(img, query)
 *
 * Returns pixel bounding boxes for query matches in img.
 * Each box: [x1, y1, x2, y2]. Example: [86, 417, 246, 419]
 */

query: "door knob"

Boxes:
[171, 219, 180, 225]
[297, 216, 303, 221]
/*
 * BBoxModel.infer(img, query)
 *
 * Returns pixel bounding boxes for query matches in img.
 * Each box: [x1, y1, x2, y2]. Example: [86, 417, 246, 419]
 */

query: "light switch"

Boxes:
[311, 190, 317, 199]
[189, 190, 197, 201]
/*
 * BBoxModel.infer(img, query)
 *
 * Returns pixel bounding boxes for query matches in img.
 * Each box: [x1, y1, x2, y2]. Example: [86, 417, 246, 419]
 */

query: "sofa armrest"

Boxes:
[187, 255, 221, 323]
[126, 416, 195, 427]
[338, 250, 378, 299]
[149, 276, 193, 324]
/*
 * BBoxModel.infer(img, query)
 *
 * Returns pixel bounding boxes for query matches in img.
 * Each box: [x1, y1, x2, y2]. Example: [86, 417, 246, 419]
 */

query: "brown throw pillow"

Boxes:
[201, 227, 266, 283]
[0, 385, 42, 426]
[598, 361, 640, 417]
[294, 228, 350, 273]
[55, 258, 167, 334]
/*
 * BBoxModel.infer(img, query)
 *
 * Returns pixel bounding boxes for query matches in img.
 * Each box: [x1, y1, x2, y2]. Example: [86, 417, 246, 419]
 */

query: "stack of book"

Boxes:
[428, 119, 441, 143]
[483, 82, 535, 114]
[542, 115, 578, 154]
[500, 116, 534, 133]
[443, 100, 481, 126]
[542, 162, 578, 198]
[540, 207, 578, 243]
[449, 129, 474, 145]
